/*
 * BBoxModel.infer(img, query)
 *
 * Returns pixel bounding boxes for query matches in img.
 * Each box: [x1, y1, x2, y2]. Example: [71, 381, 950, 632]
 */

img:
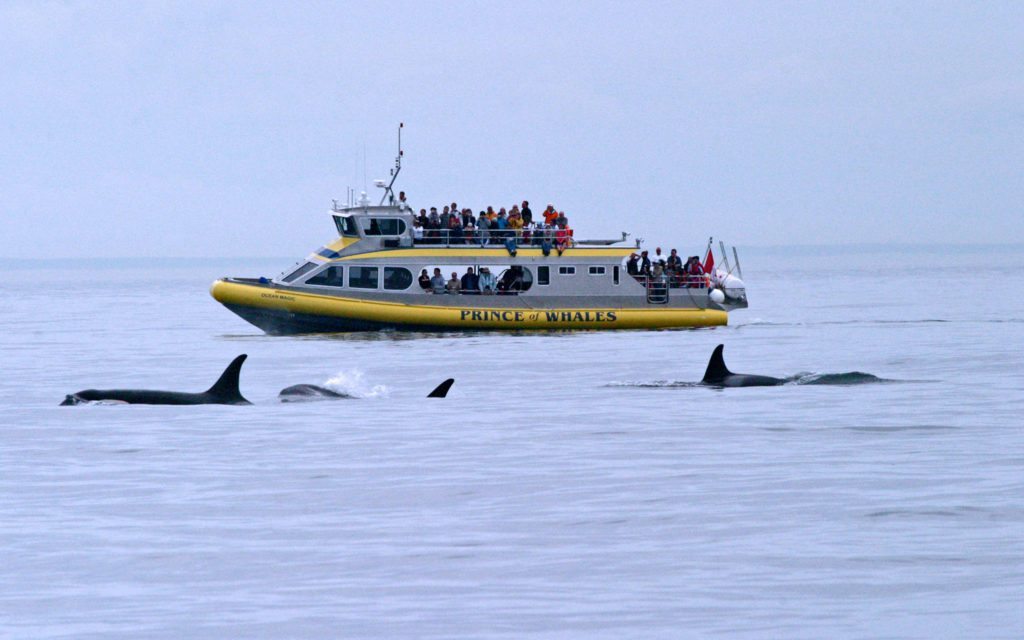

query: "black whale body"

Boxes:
[61, 355, 251, 405]
[701, 345, 786, 388]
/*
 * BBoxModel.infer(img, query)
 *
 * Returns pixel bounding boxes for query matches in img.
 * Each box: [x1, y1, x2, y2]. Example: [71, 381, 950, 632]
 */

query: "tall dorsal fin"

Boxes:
[702, 344, 732, 383]
[206, 354, 251, 404]
[428, 378, 455, 398]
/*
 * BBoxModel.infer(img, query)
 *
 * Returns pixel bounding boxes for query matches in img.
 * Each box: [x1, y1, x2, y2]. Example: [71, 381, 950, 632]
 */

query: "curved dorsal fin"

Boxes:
[702, 344, 732, 383]
[206, 354, 251, 404]
[427, 378, 455, 398]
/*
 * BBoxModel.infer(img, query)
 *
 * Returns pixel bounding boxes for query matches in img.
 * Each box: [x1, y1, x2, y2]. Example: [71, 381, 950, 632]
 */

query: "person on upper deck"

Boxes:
[521, 201, 532, 226]
[478, 267, 497, 294]
[461, 267, 479, 294]
[476, 211, 491, 245]
[396, 191, 410, 211]
[448, 216, 464, 244]
[555, 223, 571, 256]
[412, 218, 424, 242]
[666, 249, 683, 274]
[640, 250, 652, 276]
[626, 253, 640, 276]
[543, 205, 558, 226]
[555, 211, 568, 228]
[685, 256, 705, 288]
[430, 268, 446, 294]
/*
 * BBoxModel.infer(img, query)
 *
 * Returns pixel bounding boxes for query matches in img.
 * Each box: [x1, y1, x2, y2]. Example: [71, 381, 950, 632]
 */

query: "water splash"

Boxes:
[323, 369, 390, 399]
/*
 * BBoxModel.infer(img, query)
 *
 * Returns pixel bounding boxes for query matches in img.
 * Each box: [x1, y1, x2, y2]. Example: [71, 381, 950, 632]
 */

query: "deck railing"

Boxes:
[412, 228, 575, 248]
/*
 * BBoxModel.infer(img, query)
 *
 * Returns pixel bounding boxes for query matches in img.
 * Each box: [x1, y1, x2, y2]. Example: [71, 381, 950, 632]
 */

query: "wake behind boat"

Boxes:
[211, 126, 749, 334]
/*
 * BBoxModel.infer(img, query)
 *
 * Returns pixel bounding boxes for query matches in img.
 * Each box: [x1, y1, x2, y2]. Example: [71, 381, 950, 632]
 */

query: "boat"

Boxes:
[210, 128, 748, 334]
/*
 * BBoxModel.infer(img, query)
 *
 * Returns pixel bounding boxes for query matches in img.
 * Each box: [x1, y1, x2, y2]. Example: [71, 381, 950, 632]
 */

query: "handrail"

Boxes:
[411, 228, 576, 248]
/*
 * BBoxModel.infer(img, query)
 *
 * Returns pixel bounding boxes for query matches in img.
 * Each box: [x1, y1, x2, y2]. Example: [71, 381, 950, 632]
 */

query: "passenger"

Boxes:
[495, 209, 509, 239]
[412, 218, 424, 242]
[460, 267, 480, 294]
[427, 208, 440, 244]
[666, 248, 683, 273]
[417, 208, 429, 230]
[543, 204, 558, 225]
[521, 200, 533, 226]
[522, 220, 536, 245]
[476, 211, 491, 246]
[555, 223, 570, 256]
[446, 271, 461, 294]
[626, 253, 640, 276]
[640, 250, 652, 276]
[486, 206, 497, 222]
[461, 208, 474, 228]
[478, 266, 497, 294]
[555, 211, 568, 228]
[439, 206, 452, 241]
[418, 268, 432, 291]
[463, 220, 476, 244]
[652, 247, 666, 266]
[448, 216, 464, 245]
[686, 256, 705, 288]
[508, 209, 523, 239]
[396, 191, 410, 211]
[540, 224, 554, 255]
[430, 267, 446, 294]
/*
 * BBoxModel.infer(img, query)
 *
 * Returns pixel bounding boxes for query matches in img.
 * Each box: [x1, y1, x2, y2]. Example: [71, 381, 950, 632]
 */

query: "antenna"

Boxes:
[379, 122, 404, 206]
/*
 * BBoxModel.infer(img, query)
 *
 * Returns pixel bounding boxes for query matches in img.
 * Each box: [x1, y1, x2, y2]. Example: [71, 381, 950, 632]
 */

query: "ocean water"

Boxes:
[1, 246, 1022, 639]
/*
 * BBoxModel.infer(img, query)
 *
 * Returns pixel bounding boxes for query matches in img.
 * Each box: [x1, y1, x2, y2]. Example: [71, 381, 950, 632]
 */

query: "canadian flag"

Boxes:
[702, 247, 715, 274]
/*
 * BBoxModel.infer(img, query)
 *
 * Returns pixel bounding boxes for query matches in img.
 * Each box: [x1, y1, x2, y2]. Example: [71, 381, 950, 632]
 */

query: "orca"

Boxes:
[278, 378, 455, 401]
[701, 345, 786, 387]
[61, 355, 252, 405]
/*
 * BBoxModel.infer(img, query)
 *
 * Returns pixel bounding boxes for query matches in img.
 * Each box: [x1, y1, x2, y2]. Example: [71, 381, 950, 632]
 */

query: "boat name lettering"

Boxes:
[458, 310, 617, 323]
[260, 292, 296, 302]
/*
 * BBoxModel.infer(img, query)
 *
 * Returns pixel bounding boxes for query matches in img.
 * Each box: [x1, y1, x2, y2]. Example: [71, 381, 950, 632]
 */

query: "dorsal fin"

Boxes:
[427, 378, 455, 398]
[205, 354, 251, 404]
[702, 344, 732, 383]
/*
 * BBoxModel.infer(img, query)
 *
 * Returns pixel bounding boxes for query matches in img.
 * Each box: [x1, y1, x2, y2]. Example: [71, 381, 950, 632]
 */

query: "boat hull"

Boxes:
[211, 279, 728, 335]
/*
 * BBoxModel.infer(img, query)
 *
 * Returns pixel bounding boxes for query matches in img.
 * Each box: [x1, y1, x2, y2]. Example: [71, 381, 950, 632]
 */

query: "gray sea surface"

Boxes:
[1, 246, 1022, 639]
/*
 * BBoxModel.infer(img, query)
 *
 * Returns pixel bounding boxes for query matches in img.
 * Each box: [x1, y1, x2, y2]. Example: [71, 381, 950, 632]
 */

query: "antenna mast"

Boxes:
[380, 122, 404, 205]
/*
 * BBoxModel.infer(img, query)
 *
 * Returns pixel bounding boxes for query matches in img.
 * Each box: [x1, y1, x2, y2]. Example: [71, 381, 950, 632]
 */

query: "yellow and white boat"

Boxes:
[210, 137, 747, 334]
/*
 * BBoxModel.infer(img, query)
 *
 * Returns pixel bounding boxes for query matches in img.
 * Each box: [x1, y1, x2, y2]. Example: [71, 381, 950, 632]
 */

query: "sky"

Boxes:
[1, 1, 1022, 259]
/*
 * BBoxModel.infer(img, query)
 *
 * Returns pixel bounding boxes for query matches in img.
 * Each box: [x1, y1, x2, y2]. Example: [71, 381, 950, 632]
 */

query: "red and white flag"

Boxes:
[702, 248, 715, 274]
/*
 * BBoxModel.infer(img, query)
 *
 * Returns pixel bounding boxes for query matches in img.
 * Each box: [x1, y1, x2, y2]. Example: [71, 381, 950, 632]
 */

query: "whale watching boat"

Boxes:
[210, 127, 748, 334]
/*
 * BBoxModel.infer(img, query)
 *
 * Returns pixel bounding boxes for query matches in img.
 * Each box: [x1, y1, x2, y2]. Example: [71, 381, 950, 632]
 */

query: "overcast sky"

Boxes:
[2, 1, 1021, 259]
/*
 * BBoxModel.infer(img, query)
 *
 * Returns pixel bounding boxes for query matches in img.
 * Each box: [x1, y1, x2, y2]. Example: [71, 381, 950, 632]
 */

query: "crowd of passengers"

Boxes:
[627, 248, 710, 289]
[418, 265, 527, 295]
[400, 195, 575, 255]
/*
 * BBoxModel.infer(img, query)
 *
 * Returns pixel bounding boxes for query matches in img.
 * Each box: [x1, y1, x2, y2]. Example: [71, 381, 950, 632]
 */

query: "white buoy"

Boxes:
[709, 288, 726, 304]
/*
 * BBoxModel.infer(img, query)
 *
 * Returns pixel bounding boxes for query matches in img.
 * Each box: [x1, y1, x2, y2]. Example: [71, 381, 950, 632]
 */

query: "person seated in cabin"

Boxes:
[461, 267, 480, 294]
[478, 267, 497, 294]
[446, 272, 462, 294]
[626, 253, 640, 277]
[418, 268, 432, 291]
[476, 211, 491, 245]
[521, 200, 533, 226]
[430, 267, 447, 294]
[554, 223, 571, 256]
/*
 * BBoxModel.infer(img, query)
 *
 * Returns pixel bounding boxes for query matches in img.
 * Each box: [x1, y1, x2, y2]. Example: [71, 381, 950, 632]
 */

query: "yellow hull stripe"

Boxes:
[210, 280, 727, 329]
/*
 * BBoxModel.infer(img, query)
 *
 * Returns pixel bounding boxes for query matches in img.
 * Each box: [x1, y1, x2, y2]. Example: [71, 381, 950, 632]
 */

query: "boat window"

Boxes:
[334, 215, 359, 238]
[361, 218, 407, 237]
[348, 266, 379, 289]
[383, 266, 413, 290]
[558, 266, 576, 275]
[306, 265, 344, 287]
[537, 266, 550, 285]
[281, 262, 318, 283]
[613, 265, 620, 285]
[588, 266, 606, 275]
[497, 266, 533, 293]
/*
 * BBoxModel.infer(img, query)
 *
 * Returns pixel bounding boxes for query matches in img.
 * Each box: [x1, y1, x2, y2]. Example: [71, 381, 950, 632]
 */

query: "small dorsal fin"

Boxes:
[702, 344, 732, 383]
[428, 378, 455, 398]
[206, 354, 251, 404]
